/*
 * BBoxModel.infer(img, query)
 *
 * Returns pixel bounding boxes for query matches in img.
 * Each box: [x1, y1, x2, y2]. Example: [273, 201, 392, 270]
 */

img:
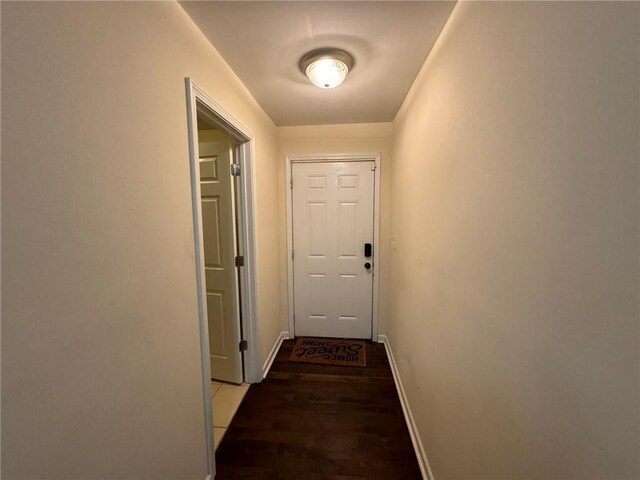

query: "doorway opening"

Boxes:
[196, 115, 243, 383]
[185, 79, 261, 477]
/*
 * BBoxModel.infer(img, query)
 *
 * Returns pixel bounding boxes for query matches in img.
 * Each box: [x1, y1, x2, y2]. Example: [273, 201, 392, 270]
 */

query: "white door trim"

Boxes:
[185, 78, 262, 477]
[285, 153, 381, 342]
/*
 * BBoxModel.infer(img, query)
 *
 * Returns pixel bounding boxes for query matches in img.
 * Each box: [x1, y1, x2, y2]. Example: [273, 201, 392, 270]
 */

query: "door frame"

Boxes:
[185, 79, 262, 477]
[285, 153, 381, 342]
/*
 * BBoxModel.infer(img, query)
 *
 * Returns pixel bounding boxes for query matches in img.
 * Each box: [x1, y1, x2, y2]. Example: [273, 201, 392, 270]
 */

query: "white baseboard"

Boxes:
[379, 334, 434, 480]
[262, 331, 289, 379]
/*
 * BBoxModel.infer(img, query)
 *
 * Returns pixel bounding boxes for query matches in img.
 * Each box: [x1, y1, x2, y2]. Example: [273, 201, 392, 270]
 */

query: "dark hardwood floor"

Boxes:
[214, 339, 422, 479]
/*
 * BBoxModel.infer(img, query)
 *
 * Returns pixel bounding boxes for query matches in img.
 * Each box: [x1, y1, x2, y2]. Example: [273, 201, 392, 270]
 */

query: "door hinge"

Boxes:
[231, 163, 241, 176]
[291, 249, 294, 260]
[235, 255, 244, 267]
[290, 178, 293, 189]
[239, 340, 248, 351]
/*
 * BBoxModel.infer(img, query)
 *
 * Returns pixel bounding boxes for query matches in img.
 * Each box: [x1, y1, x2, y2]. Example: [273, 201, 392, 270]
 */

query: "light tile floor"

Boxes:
[210, 381, 249, 450]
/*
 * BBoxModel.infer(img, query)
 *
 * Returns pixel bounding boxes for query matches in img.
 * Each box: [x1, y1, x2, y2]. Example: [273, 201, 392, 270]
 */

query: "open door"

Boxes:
[198, 130, 243, 384]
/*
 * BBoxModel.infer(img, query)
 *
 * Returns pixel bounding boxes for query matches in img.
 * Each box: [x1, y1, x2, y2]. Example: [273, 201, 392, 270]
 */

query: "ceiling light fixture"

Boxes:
[300, 48, 354, 89]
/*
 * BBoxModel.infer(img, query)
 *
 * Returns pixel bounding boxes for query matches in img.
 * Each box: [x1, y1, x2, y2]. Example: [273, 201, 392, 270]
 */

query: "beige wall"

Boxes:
[277, 123, 393, 335]
[389, 2, 639, 479]
[1, 2, 281, 479]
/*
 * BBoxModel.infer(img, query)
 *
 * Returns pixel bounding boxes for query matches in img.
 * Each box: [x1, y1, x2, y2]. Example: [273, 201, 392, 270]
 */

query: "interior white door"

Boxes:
[292, 161, 375, 339]
[199, 141, 243, 384]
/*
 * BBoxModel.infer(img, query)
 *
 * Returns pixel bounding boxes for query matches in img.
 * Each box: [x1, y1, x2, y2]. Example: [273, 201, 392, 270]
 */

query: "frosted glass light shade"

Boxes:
[300, 49, 354, 89]
[306, 58, 349, 89]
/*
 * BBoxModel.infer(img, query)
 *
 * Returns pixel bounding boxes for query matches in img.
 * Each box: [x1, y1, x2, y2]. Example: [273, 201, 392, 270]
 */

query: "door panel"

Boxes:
[206, 291, 225, 356]
[308, 203, 327, 255]
[199, 141, 242, 384]
[292, 161, 374, 339]
[339, 202, 357, 257]
[202, 197, 223, 267]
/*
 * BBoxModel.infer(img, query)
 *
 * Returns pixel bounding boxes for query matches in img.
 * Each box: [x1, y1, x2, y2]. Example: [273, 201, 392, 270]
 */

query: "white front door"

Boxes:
[199, 141, 243, 384]
[292, 161, 375, 339]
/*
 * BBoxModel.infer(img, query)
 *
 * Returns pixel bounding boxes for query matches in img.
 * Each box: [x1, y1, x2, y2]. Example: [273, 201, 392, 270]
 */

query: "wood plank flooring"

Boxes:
[214, 339, 422, 479]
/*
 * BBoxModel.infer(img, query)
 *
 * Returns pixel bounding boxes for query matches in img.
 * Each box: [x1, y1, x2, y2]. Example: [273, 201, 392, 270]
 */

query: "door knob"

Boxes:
[364, 262, 371, 270]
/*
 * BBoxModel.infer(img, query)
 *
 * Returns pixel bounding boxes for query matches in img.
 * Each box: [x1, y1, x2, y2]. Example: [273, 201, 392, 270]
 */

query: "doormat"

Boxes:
[289, 337, 366, 367]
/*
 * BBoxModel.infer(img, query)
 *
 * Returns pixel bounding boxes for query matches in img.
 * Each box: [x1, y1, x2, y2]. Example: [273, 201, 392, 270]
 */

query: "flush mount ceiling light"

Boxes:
[300, 48, 354, 89]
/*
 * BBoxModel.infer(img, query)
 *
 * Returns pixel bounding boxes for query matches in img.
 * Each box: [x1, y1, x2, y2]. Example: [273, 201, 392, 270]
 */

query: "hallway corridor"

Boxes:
[214, 340, 421, 479]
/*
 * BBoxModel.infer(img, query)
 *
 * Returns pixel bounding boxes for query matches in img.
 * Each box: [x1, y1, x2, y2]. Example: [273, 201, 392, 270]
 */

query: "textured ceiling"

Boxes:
[181, 1, 456, 126]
